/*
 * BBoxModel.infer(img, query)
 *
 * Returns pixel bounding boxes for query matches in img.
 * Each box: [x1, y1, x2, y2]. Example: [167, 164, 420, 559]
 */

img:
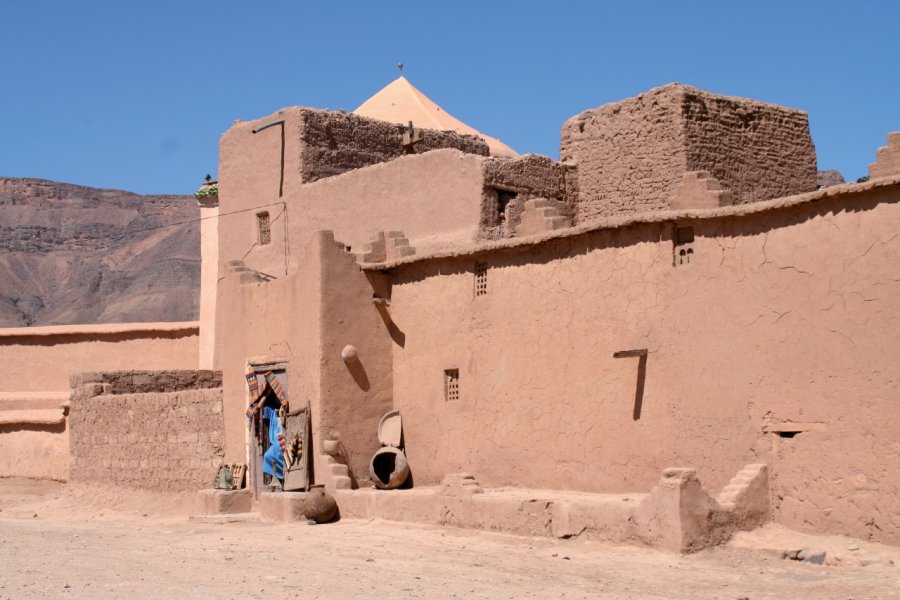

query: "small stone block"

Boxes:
[197, 488, 252, 515]
[332, 475, 353, 490]
[259, 491, 307, 522]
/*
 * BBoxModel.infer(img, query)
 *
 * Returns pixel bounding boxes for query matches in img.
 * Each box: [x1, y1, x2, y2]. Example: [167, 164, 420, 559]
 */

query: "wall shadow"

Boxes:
[375, 303, 406, 348]
[345, 359, 370, 391]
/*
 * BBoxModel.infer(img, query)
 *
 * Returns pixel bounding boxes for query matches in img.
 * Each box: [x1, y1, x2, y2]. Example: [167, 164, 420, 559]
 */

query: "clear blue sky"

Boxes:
[1, 1, 897, 194]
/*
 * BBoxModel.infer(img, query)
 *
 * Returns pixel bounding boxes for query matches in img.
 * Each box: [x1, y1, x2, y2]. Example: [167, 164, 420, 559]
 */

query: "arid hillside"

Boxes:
[0, 177, 199, 326]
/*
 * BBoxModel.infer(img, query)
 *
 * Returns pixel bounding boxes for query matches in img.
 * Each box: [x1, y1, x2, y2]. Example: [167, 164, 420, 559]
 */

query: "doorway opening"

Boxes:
[245, 365, 309, 498]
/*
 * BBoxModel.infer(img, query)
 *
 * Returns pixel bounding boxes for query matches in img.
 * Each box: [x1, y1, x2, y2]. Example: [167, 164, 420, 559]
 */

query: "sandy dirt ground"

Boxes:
[0, 478, 898, 599]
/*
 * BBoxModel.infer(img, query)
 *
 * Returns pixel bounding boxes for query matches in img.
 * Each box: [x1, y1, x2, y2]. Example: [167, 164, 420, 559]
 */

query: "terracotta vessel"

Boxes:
[302, 484, 337, 523]
[369, 446, 410, 490]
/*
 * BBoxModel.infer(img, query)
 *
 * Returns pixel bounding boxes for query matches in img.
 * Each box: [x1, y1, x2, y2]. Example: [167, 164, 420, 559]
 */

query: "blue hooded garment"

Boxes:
[261, 405, 284, 479]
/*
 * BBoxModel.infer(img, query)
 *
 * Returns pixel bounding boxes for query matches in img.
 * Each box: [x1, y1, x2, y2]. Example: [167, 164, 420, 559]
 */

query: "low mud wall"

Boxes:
[69, 370, 224, 491]
[0, 323, 199, 481]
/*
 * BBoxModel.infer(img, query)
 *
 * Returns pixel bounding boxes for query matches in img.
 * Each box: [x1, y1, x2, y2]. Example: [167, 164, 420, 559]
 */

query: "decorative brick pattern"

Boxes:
[69, 370, 224, 491]
[474, 262, 488, 296]
[869, 132, 900, 179]
[361, 230, 416, 263]
[674, 226, 695, 267]
[444, 369, 460, 402]
[670, 171, 733, 210]
[514, 198, 569, 237]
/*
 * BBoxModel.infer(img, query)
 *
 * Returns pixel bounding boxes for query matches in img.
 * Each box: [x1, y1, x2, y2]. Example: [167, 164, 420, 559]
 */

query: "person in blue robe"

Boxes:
[261, 404, 285, 482]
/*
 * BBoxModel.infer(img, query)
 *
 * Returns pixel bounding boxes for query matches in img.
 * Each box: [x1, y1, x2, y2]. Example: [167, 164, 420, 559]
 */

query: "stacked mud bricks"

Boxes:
[295, 108, 489, 183]
[479, 154, 575, 239]
[869, 132, 900, 179]
[69, 370, 224, 490]
[561, 83, 818, 220]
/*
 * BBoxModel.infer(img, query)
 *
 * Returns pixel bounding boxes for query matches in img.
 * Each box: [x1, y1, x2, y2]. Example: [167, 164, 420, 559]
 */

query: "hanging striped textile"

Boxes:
[264, 371, 287, 405]
[245, 372, 260, 420]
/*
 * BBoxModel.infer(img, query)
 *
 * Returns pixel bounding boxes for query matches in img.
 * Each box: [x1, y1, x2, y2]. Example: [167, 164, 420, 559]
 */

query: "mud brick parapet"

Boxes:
[560, 83, 816, 221]
[69, 370, 224, 491]
[482, 154, 572, 200]
[298, 108, 490, 183]
[869, 132, 900, 179]
[480, 154, 576, 239]
[69, 369, 222, 394]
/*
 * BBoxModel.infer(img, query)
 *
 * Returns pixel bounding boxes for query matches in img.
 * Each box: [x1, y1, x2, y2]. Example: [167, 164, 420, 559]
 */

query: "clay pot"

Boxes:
[341, 344, 358, 362]
[302, 484, 337, 523]
[369, 447, 410, 490]
[322, 439, 340, 455]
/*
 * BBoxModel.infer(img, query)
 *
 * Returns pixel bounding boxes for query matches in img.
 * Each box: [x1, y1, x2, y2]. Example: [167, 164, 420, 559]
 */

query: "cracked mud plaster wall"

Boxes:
[389, 187, 900, 543]
[561, 84, 815, 221]
[218, 127, 486, 278]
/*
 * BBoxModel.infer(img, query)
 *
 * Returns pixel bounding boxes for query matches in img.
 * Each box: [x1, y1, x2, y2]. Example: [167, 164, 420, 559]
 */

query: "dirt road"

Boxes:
[0, 479, 897, 599]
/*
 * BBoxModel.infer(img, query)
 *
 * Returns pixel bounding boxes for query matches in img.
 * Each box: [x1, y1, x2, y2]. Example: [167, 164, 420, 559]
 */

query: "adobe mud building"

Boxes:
[3, 78, 899, 552]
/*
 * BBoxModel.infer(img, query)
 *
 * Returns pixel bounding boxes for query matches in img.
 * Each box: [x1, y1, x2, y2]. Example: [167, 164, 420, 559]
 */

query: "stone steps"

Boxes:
[716, 463, 767, 508]
[362, 230, 416, 263]
[322, 454, 353, 490]
[514, 198, 570, 237]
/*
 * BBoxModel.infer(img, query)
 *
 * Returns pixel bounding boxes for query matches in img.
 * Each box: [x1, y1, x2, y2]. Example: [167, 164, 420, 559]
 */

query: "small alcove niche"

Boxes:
[497, 189, 517, 224]
[474, 261, 488, 297]
[444, 369, 460, 402]
[257, 211, 271, 246]
[674, 225, 694, 267]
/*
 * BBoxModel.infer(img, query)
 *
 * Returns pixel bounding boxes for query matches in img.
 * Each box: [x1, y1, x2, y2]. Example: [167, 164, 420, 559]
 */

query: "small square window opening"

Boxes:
[257, 212, 271, 246]
[673, 226, 694, 267]
[444, 369, 460, 402]
[474, 262, 488, 297]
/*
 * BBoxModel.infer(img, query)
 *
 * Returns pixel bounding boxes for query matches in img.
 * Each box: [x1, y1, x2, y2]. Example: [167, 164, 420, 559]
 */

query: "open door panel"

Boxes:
[282, 407, 309, 492]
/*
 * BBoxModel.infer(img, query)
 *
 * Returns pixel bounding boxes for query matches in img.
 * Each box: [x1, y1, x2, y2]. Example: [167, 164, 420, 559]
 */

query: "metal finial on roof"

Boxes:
[397, 62, 404, 74]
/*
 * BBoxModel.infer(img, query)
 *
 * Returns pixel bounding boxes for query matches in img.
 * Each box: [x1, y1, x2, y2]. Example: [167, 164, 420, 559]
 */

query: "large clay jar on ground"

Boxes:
[369, 446, 410, 490]
[302, 484, 337, 523]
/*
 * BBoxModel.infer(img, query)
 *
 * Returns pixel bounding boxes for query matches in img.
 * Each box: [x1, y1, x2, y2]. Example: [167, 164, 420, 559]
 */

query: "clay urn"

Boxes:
[341, 344, 358, 362]
[302, 484, 337, 523]
[369, 447, 410, 490]
[322, 439, 340, 455]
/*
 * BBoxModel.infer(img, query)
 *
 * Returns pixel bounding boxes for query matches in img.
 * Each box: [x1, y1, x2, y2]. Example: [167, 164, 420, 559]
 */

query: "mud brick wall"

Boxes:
[299, 109, 489, 183]
[560, 83, 816, 222]
[482, 154, 570, 199]
[69, 370, 224, 491]
[480, 154, 576, 239]
[681, 88, 817, 205]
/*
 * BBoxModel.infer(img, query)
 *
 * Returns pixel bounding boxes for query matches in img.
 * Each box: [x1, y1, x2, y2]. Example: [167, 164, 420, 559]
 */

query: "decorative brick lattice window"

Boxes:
[257, 212, 271, 246]
[474, 262, 488, 296]
[444, 369, 460, 402]
[674, 226, 694, 267]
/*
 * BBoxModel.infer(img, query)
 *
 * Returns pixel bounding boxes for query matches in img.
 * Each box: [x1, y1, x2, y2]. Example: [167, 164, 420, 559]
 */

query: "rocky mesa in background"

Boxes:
[0, 177, 199, 327]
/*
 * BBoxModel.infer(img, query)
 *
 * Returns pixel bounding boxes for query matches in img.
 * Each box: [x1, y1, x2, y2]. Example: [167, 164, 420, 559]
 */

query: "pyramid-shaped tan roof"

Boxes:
[354, 76, 518, 158]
